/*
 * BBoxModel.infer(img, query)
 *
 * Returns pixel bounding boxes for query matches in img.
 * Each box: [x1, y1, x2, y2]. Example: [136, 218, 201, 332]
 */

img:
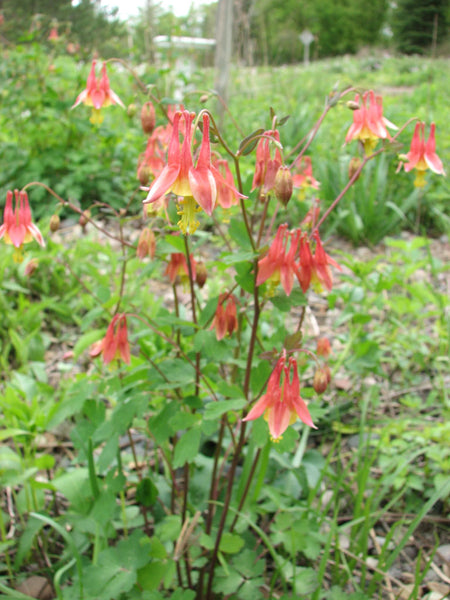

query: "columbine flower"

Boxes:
[244, 352, 316, 440]
[72, 60, 124, 125]
[257, 224, 301, 296]
[143, 111, 244, 234]
[212, 158, 240, 209]
[165, 252, 196, 285]
[297, 231, 341, 293]
[345, 90, 397, 155]
[0, 190, 45, 262]
[90, 314, 131, 365]
[402, 122, 445, 187]
[252, 129, 282, 193]
[211, 294, 238, 340]
[292, 156, 320, 200]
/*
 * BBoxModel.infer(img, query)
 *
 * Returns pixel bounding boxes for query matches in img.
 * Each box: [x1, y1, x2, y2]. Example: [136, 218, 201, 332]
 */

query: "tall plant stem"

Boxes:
[205, 270, 260, 599]
[229, 447, 261, 533]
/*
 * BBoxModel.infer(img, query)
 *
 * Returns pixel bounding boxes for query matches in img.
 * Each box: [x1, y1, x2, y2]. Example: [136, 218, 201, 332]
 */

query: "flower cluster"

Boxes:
[257, 224, 341, 296]
[244, 351, 316, 440]
[72, 60, 124, 125]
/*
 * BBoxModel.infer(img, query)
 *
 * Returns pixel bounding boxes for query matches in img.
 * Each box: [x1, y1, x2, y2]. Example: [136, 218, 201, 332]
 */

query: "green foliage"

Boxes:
[0, 41, 448, 600]
[393, 0, 449, 54]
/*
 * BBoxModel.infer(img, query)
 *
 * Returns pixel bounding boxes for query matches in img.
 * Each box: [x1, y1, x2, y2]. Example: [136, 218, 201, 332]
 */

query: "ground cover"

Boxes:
[0, 46, 449, 599]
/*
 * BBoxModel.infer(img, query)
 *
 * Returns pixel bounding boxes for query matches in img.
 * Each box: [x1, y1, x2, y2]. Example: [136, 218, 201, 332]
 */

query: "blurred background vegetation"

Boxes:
[0, 0, 448, 63]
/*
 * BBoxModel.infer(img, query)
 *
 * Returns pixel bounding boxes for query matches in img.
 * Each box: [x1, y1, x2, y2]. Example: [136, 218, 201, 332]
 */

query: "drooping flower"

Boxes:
[244, 352, 316, 440]
[0, 190, 45, 262]
[143, 111, 244, 234]
[316, 337, 331, 358]
[252, 129, 283, 193]
[212, 158, 240, 209]
[136, 228, 156, 260]
[402, 122, 445, 187]
[292, 156, 320, 198]
[72, 60, 124, 125]
[345, 90, 397, 155]
[310, 231, 341, 292]
[257, 224, 301, 296]
[211, 294, 238, 340]
[90, 314, 131, 365]
[165, 252, 196, 285]
[48, 27, 59, 42]
[296, 231, 341, 293]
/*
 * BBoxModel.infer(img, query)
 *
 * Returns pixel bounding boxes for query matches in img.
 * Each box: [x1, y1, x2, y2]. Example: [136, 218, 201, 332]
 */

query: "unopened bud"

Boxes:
[199, 94, 209, 104]
[49, 214, 60, 232]
[141, 101, 156, 135]
[79, 210, 90, 228]
[137, 163, 152, 186]
[313, 366, 331, 394]
[274, 166, 293, 207]
[348, 157, 362, 181]
[127, 103, 137, 118]
[346, 100, 360, 110]
[137, 228, 156, 260]
[316, 337, 331, 358]
[24, 258, 38, 277]
[195, 262, 208, 288]
[119, 208, 127, 218]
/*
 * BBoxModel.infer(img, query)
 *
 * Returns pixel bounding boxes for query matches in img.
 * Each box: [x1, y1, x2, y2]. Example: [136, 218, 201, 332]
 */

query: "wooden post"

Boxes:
[214, 0, 233, 123]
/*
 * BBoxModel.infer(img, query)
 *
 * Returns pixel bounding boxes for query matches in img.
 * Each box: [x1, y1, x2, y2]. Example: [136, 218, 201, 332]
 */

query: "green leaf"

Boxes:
[229, 219, 254, 251]
[219, 532, 245, 554]
[238, 128, 265, 156]
[203, 399, 246, 421]
[172, 428, 201, 468]
[136, 477, 158, 507]
[270, 288, 307, 312]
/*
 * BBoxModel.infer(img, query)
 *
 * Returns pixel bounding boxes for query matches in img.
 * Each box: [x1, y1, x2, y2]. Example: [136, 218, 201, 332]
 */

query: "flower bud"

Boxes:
[127, 103, 137, 118]
[316, 337, 331, 358]
[274, 166, 293, 207]
[195, 261, 208, 288]
[137, 162, 152, 186]
[313, 366, 331, 394]
[79, 209, 90, 228]
[136, 228, 156, 260]
[348, 157, 362, 181]
[141, 101, 156, 135]
[24, 258, 38, 277]
[49, 214, 60, 232]
[200, 94, 209, 104]
[346, 100, 360, 111]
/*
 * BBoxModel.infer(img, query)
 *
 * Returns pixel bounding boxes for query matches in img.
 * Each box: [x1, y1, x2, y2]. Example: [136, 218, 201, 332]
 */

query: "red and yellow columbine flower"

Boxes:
[402, 122, 445, 187]
[244, 352, 316, 440]
[72, 60, 124, 125]
[212, 158, 240, 209]
[256, 224, 301, 296]
[90, 314, 131, 365]
[143, 111, 244, 234]
[345, 90, 397, 155]
[165, 252, 196, 285]
[0, 190, 45, 262]
[252, 129, 282, 193]
[292, 156, 320, 200]
[297, 231, 341, 293]
[211, 294, 238, 340]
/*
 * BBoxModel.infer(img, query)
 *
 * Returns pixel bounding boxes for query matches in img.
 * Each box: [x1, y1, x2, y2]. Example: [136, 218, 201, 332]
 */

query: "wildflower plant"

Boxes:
[0, 52, 447, 600]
